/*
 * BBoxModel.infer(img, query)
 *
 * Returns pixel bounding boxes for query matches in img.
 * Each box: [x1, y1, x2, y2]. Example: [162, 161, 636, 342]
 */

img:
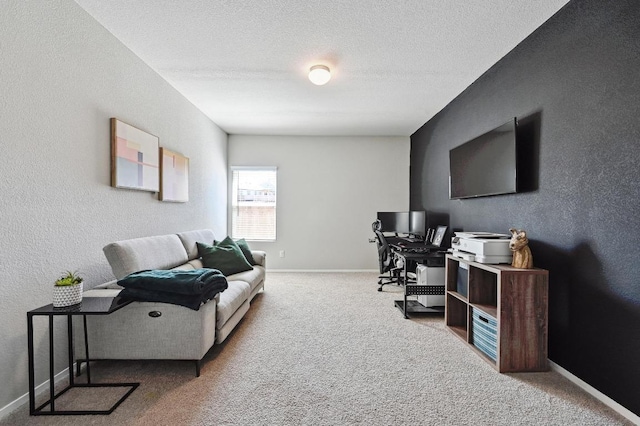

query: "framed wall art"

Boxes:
[110, 118, 160, 192]
[159, 148, 189, 202]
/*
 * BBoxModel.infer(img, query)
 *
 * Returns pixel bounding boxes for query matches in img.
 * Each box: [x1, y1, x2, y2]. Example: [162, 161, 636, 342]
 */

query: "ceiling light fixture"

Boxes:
[308, 65, 331, 85]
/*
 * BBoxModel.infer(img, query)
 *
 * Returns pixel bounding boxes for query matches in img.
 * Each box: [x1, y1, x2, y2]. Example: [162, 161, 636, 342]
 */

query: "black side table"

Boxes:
[27, 296, 138, 415]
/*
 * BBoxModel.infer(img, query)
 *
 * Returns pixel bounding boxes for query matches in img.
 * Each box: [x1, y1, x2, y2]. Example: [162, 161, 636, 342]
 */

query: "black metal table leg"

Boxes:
[403, 291, 409, 319]
[48, 315, 55, 412]
[67, 316, 74, 387]
[83, 315, 91, 383]
[27, 313, 35, 414]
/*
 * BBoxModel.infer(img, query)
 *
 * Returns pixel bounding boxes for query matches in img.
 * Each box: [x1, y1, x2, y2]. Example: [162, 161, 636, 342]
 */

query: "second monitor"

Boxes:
[377, 210, 426, 238]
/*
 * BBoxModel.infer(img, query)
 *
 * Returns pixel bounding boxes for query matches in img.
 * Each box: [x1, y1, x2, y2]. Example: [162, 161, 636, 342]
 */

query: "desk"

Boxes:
[27, 297, 138, 415]
[390, 241, 442, 252]
[392, 250, 446, 318]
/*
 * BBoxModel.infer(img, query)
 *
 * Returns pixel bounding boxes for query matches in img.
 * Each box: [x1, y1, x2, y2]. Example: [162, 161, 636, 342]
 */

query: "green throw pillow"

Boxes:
[235, 238, 257, 265]
[215, 236, 237, 249]
[197, 240, 253, 276]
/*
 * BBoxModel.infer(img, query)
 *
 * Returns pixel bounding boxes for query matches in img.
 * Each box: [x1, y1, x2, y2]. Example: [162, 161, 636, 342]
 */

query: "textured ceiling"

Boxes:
[74, 0, 569, 136]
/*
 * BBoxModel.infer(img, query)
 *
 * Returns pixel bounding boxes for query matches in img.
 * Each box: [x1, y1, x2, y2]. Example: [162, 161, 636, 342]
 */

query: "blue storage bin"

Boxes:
[471, 307, 498, 361]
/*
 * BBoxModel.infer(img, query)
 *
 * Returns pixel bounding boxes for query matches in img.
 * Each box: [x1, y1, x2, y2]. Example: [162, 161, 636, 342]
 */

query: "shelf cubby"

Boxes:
[445, 294, 468, 341]
[468, 267, 497, 308]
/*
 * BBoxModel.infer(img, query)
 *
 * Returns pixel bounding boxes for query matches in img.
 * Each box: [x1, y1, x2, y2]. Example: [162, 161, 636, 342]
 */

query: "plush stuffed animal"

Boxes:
[509, 228, 533, 269]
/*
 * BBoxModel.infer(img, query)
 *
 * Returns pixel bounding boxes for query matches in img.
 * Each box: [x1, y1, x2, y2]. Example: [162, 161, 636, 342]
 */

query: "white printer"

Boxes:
[451, 232, 512, 264]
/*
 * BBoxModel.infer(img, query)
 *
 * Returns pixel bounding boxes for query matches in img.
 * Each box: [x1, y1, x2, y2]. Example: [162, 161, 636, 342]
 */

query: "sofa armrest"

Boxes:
[251, 250, 266, 267]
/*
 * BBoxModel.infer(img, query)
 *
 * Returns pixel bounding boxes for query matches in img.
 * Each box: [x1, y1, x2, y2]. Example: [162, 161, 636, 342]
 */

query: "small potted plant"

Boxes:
[53, 270, 84, 308]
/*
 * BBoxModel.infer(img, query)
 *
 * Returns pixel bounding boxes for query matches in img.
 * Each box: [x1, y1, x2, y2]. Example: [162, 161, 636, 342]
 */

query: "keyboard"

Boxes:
[402, 237, 423, 243]
[401, 247, 431, 254]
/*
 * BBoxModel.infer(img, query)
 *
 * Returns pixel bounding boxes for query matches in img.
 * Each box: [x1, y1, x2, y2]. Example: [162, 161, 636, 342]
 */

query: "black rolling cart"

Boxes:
[392, 249, 446, 318]
[27, 296, 138, 415]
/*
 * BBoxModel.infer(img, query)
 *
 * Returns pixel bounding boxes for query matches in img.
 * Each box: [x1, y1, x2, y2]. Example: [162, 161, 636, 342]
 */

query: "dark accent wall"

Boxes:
[410, 0, 640, 416]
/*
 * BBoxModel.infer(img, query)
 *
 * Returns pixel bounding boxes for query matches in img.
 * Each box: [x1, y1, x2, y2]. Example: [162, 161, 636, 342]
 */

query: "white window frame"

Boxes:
[229, 166, 277, 241]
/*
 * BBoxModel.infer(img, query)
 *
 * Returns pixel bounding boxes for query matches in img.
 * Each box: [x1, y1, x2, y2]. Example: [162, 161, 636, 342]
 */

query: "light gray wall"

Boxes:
[228, 135, 410, 270]
[0, 0, 227, 413]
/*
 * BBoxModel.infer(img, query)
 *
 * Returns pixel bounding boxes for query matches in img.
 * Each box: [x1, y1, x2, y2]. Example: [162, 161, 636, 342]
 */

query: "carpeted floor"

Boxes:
[2, 272, 632, 425]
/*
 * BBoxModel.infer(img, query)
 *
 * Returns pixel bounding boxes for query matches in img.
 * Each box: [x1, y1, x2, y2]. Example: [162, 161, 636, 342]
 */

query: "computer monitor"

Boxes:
[377, 212, 410, 234]
[409, 211, 426, 237]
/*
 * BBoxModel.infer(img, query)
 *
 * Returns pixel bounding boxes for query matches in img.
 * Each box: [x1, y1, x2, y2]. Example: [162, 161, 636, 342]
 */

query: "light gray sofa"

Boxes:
[76, 229, 265, 376]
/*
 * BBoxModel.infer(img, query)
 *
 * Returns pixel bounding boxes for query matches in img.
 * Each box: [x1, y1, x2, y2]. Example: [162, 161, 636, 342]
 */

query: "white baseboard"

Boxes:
[549, 361, 640, 424]
[0, 367, 70, 421]
[268, 269, 378, 273]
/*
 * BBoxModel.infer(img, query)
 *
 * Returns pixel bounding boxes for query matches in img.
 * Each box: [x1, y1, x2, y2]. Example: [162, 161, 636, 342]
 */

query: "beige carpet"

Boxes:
[2, 272, 632, 425]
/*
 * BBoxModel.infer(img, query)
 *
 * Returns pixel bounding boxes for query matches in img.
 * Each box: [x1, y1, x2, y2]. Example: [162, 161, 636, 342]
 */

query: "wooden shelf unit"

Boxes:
[445, 254, 549, 372]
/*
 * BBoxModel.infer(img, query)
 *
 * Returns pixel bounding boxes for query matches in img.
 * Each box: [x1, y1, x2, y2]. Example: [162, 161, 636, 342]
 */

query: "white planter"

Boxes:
[53, 283, 83, 308]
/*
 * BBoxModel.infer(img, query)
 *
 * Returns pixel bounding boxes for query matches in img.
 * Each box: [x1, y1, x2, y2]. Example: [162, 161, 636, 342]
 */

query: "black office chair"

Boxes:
[372, 221, 402, 291]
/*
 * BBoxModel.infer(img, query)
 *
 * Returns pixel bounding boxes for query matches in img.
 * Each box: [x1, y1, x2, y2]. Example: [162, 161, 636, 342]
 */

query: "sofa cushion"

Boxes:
[176, 229, 216, 260]
[171, 263, 194, 271]
[227, 265, 265, 293]
[103, 234, 189, 280]
[216, 281, 250, 328]
[216, 300, 249, 344]
[188, 259, 204, 269]
[197, 241, 253, 276]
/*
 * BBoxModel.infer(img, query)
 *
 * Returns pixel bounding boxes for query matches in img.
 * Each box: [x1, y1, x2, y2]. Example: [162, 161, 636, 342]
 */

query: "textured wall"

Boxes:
[410, 0, 640, 416]
[229, 135, 410, 270]
[0, 0, 227, 412]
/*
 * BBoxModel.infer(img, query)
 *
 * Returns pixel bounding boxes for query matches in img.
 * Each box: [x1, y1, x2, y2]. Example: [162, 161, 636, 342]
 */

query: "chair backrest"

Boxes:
[373, 227, 393, 274]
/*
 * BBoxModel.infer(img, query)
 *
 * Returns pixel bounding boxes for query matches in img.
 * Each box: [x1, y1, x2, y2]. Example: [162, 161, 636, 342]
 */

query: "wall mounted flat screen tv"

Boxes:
[449, 118, 518, 199]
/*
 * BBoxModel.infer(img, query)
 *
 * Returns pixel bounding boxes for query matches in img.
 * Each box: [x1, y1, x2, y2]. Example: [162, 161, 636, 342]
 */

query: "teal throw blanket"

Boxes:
[118, 268, 226, 295]
[117, 268, 228, 311]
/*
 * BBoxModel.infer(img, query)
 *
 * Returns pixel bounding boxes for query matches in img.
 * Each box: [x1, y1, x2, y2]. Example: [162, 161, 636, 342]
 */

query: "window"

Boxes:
[230, 167, 277, 240]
